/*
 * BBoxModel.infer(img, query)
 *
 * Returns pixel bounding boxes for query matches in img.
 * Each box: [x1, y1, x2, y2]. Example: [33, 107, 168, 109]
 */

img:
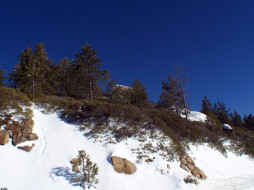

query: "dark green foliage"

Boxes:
[201, 96, 213, 115]
[55, 57, 71, 96]
[71, 42, 110, 100]
[104, 78, 117, 100]
[9, 47, 36, 94]
[70, 150, 99, 189]
[230, 110, 243, 127]
[109, 85, 132, 104]
[9, 43, 57, 97]
[0, 66, 5, 87]
[34, 43, 57, 95]
[130, 78, 148, 106]
[159, 67, 190, 119]
[159, 74, 183, 114]
[213, 101, 231, 124]
[243, 114, 254, 130]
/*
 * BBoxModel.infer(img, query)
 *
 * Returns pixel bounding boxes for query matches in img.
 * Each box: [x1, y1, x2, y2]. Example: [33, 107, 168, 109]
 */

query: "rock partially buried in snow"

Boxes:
[111, 156, 137, 174]
[0, 130, 9, 145]
[180, 154, 207, 180]
[18, 145, 34, 152]
[5, 119, 38, 146]
[222, 124, 233, 132]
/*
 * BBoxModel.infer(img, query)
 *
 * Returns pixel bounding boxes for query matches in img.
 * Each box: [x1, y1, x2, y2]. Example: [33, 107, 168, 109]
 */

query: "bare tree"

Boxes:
[174, 64, 190, 119]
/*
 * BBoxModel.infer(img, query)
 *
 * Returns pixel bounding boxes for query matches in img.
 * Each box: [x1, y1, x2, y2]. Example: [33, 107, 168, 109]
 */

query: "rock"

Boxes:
[192, 167, 207, 179]
[6, 119, 38, 146]
[5, 121, 21, 134]
[28, 133, 39, 141]
[180, 163, 188, 171]
[3, 114, 12, 125]
[18, 145, 34, 152]
[167, 164, 170, 169]
[21, 119, 34, 134]
[145, 157, 153, 163]
[180, 154, 207, 180]
[0, 130, 9, 145]
[111, 156, 137, 174]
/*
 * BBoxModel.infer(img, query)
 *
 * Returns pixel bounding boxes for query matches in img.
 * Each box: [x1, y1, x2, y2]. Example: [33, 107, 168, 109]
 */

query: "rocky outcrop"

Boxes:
[180, 154, 207, 180]
[111, 156, 137, 174]
[6, 119, 38, 146]
[0, 130, 9, 145]
[17, 144, 34, 152]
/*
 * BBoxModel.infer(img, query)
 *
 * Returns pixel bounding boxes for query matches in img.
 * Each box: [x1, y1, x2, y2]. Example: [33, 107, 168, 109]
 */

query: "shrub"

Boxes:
[70, 150, 99, 189]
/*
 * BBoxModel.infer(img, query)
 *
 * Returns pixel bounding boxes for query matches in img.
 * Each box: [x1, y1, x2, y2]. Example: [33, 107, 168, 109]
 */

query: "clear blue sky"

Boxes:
[0, 0, 253, 115]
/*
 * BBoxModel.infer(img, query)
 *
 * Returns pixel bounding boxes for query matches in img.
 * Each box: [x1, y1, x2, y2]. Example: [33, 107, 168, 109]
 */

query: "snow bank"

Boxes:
[187, 111, 207, 122]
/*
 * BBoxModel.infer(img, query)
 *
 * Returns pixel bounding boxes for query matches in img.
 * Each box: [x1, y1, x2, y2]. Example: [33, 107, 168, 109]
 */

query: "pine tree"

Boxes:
[130, 78, 148, 106]
[104, 78, 117, 100]
[159, 74, 183, 115]
[34, 42, 56, 94]
[213, 101, 231, 124]
[0, 66, 5, 87]
[174, 65, 190, 118]
[56, 57, 71, 95]
[72, 42, 110, 100]
[230, 110, 243, 127]
[201, 96, 213, 115]
[9, 47, 37, 96]
[243, 114, 254, 130]
[70, 150, 99, 189]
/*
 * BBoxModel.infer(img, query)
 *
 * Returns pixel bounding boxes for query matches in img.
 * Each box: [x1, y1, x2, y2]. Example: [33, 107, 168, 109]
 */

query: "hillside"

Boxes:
[0, 107, 254, 190]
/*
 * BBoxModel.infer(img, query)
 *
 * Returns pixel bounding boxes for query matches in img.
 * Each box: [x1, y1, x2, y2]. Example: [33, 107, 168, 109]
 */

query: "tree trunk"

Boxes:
[180, 86, 188, 119]
[88, 64, 93, 100]
[32, 63, 35, 98]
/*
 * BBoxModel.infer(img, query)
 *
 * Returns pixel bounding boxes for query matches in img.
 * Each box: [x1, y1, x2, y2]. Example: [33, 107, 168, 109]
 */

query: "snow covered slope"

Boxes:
[0, 109, 187, 190]
[0, 108, 253, 190]
[188, 144, 254, 190]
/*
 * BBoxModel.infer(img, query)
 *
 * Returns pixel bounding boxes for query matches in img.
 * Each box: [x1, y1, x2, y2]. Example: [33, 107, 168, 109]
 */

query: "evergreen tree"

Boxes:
[230, 110, 243, 127]
[9, 47, 37, 96]
[0, 66, 5, 87]
[104, 78, 117, 100]
[201, 96, 213, 115]
[56, 57, 71, 95]
[70, 150, 99, 189]
[243, 114, 254, 130]
[213, 101, 231, 124]
[130, 78, 148, 105]
[9, 43, 56, 97]
[72, 42, 110, 100]
[159, 74, 183, 115]
[34, 42, 56, 94]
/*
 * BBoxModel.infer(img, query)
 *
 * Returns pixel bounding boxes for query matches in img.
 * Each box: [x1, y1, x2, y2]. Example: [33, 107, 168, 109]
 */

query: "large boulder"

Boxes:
[0, 130, 9, 145]
[111, 156, 137, 174]
[6, 119, 38, 146]
[180, 154, 207, 180]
